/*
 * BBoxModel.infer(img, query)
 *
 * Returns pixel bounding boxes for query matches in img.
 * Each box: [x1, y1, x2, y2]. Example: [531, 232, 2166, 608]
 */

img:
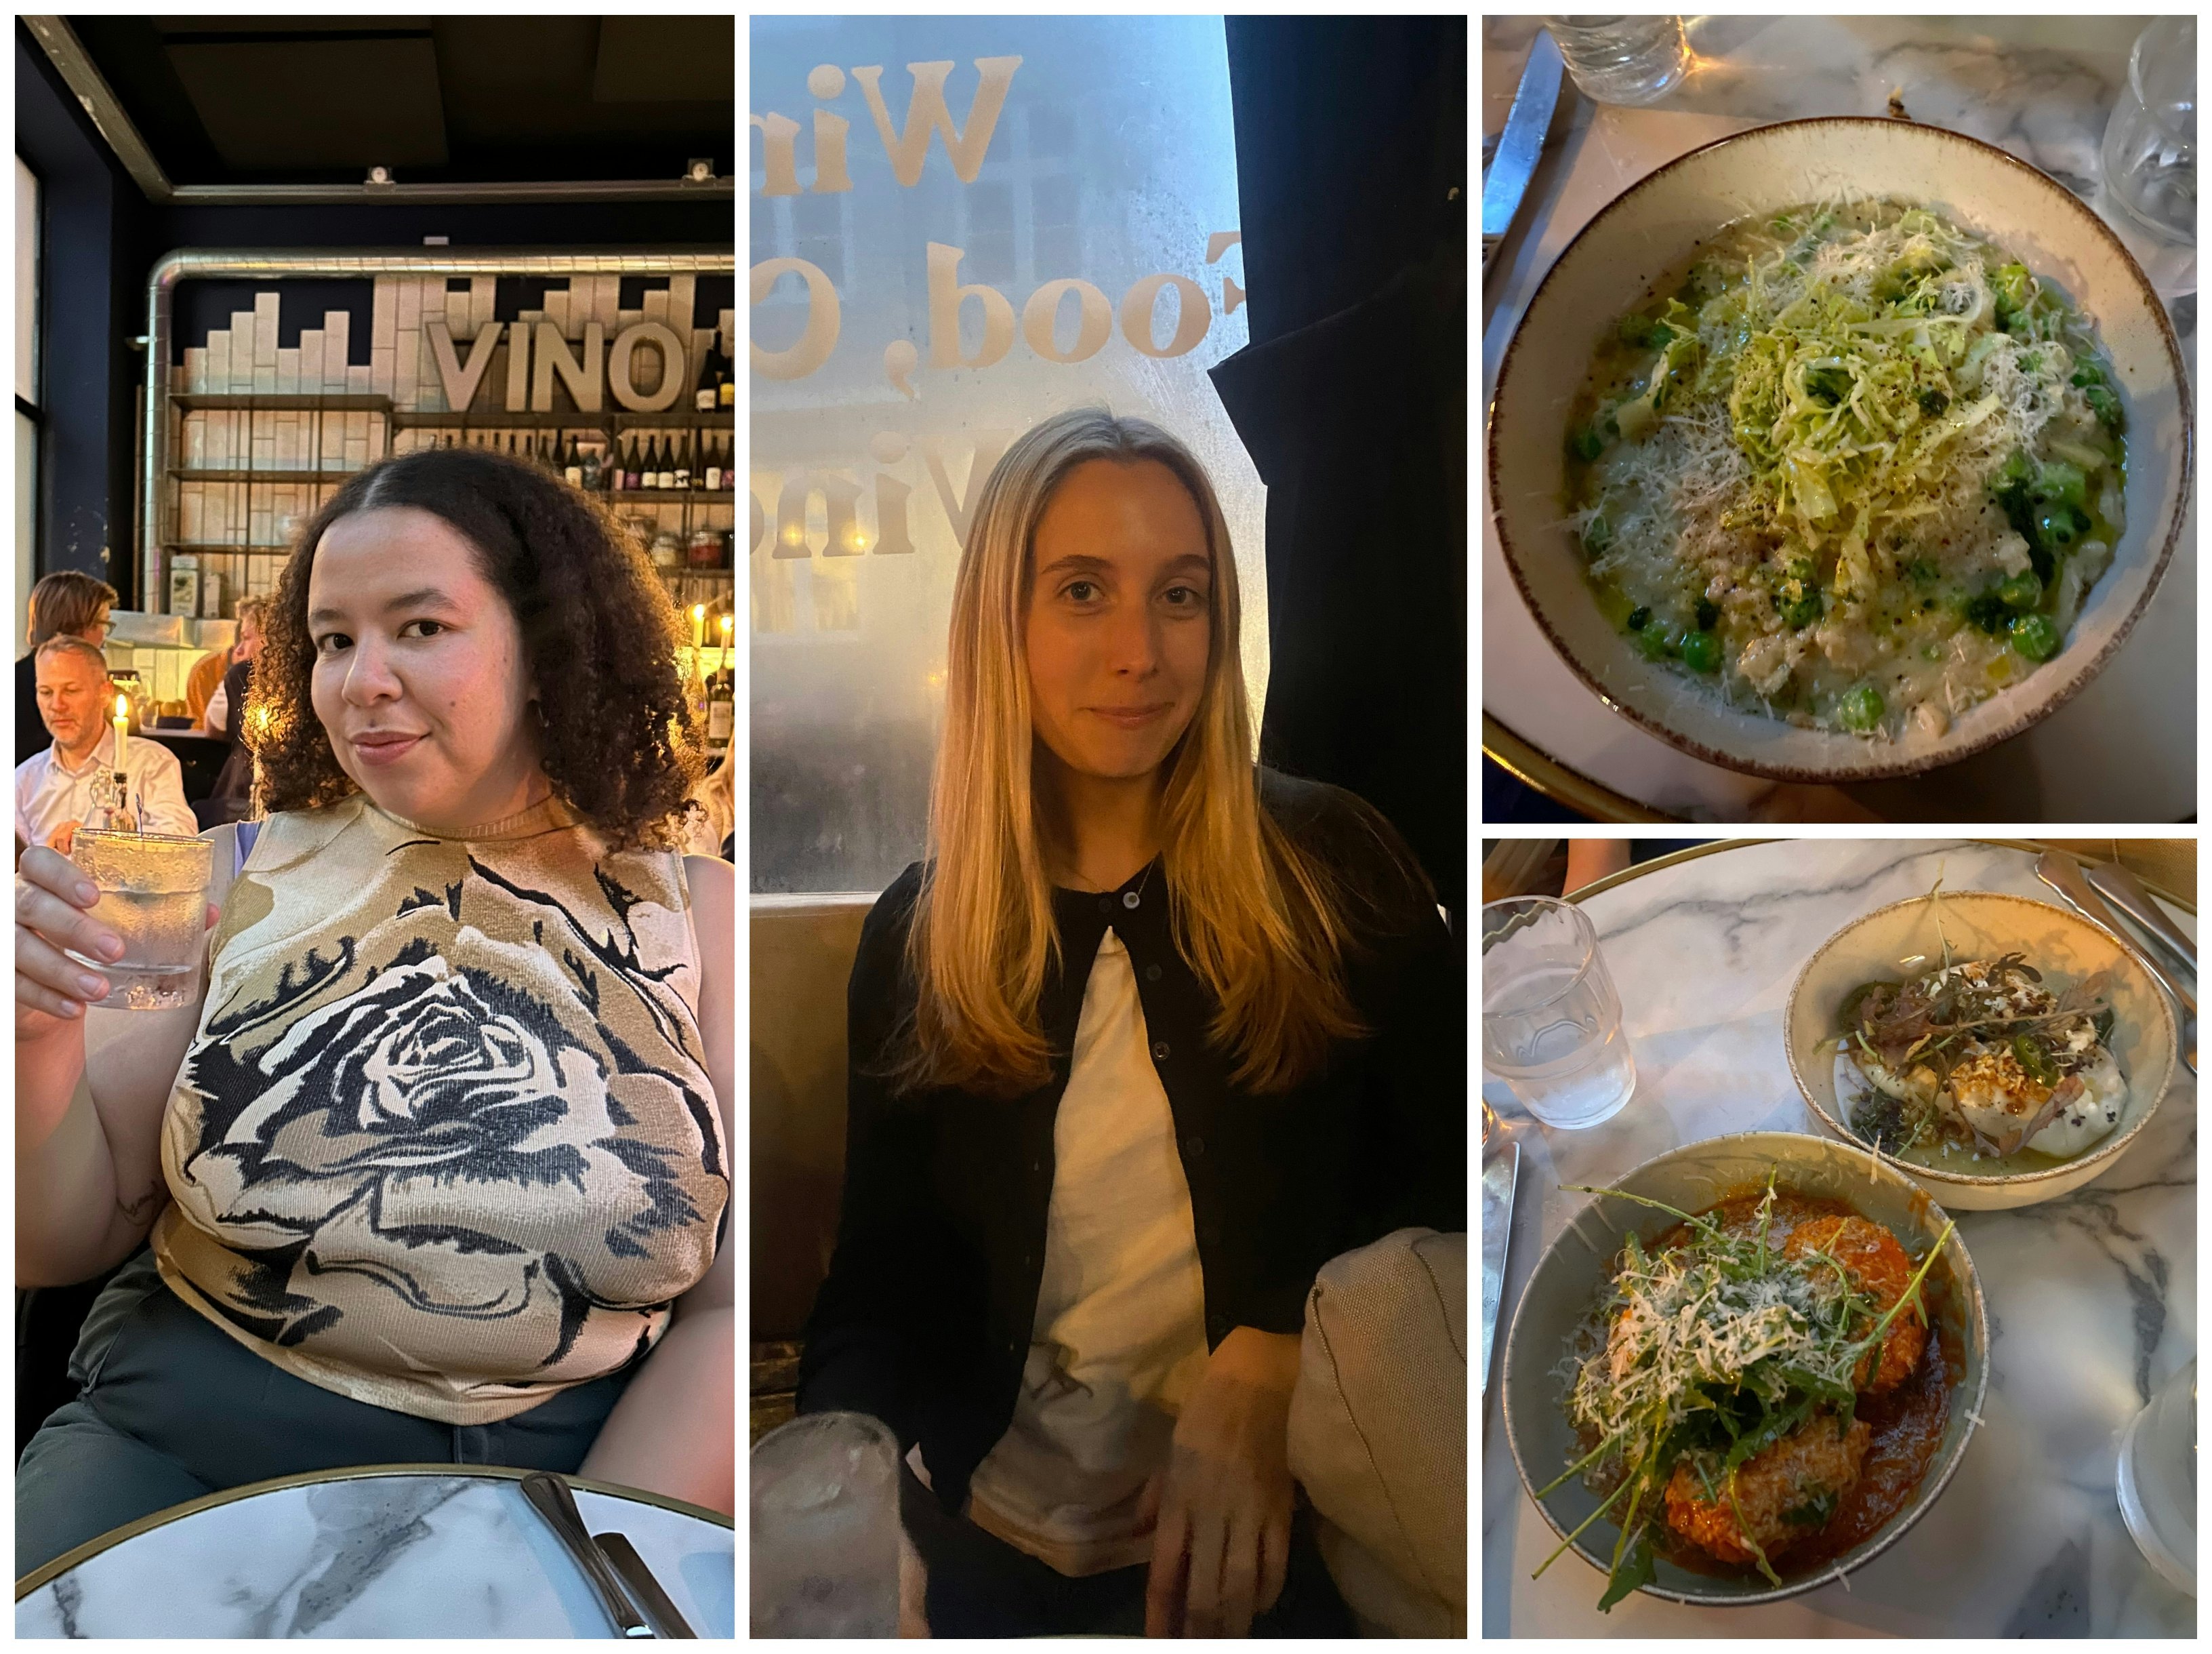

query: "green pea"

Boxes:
[2036, 460, 2088, 508]
[1999, 570, 2042, 609]
[2010, 613, 2061, 662]
[2083, 384, 2125, 433]
[1582, 515, 1614, 557]
[1679, 630, 1722, 674]
[1839, 685, 1885, 732]
[2036, 506, 2079, 550]
[1571, 425, 1605, 463]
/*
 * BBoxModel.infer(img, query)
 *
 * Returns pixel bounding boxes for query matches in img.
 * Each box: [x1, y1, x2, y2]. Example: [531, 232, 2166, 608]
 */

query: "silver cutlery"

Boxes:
[2085, 860, 2198, 978]
[594, 1531, 697, 1639]
[1482, 29, 1564, 281]
[2036, 851, 2196, 1074]
[520, 1472, 655, 1638]
[1480, 1136, 1519, 1398]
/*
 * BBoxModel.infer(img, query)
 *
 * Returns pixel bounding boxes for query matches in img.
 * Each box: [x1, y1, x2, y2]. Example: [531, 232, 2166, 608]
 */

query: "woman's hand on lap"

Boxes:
[1144, 1325, 1301, 1638]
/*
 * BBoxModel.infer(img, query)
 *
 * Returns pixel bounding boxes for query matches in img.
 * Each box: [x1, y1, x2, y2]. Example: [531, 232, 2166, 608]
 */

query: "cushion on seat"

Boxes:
[1286, 1226, 1467, 1637]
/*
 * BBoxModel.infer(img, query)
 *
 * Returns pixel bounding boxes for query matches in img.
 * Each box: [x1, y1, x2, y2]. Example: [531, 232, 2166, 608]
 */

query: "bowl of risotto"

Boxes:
[1488, 117, 2190, 782]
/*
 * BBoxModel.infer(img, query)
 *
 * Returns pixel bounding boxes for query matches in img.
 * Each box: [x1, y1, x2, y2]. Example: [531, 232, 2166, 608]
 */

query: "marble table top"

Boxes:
[1481, 839, 2196, 1637]
[1481, 16, 2196, 824]
[15, 1470, 736, 1638]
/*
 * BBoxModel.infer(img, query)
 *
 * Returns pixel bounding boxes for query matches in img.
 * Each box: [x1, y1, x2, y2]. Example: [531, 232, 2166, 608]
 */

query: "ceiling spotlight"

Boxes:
[366, 165, 394, 187]
[684, 158, 716, 184]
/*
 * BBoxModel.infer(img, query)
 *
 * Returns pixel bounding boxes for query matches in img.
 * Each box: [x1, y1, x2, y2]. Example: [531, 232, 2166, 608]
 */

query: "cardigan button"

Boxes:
[1122, 889, 1141, 909]
[1183, 1135, 1205, 1160]
[1151, 1041, 1170, 1062]
[1143, 963, 1162, 983]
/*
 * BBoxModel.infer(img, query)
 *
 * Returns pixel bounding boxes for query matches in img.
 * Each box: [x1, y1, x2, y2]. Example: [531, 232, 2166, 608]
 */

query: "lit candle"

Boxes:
[718, 611, 733, 668]
[690, 603, 705, 651]
[112, 692, 129, 769]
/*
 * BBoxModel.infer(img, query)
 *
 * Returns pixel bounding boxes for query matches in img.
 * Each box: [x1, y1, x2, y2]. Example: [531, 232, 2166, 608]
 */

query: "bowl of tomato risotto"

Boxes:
[1501, 1131, 1987, 1609]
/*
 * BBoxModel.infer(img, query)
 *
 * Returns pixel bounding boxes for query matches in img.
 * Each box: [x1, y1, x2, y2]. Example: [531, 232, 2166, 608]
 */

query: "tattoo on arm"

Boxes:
[117, 1182, 163, 1226]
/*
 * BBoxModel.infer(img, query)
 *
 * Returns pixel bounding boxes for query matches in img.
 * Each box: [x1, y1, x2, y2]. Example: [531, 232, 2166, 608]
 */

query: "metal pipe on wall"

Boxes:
[140, 247, 736, 608]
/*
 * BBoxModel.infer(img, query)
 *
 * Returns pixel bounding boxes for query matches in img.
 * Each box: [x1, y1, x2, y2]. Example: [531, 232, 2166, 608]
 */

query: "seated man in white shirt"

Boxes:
[16, 637, 198, 855]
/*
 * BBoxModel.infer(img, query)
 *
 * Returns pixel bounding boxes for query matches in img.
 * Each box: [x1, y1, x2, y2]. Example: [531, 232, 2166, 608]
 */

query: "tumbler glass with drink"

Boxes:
[1481, 895, 1637, 1128]
[62, 830, 214, 1011]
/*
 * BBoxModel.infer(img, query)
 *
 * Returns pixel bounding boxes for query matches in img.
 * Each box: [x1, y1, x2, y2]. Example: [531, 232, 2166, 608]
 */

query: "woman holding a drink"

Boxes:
[12, 448, 735, 1575]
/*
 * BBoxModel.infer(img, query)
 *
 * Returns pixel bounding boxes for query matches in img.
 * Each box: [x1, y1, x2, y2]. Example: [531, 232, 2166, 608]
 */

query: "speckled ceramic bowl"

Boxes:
[1488, 117, 2191, 782]
[1784, 890, 2179, 1209]
[1501, 1131, 1986, 1607]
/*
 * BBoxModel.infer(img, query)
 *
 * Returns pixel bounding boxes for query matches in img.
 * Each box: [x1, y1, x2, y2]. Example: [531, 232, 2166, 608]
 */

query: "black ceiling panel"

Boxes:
[62, 15, 733, 187]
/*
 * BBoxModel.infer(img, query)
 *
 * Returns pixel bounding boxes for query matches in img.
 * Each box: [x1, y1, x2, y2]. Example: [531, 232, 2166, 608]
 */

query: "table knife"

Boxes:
[1480, 1138, 1519, 1397]
[2085, 860, 2198, 977]
[1482, 30, 1563, 279]
[594, 1531, 697, 1639]
[520, 1472, 655, 1638]
[2036, 851, 2196, 1074]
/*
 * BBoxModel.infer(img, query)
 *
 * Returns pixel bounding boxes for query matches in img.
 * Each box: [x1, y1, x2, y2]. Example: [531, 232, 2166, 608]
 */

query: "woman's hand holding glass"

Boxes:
[15, 845, 128, 1032]
[1143, 1325, 1302, 1638]
[16, 844, 219, 1032]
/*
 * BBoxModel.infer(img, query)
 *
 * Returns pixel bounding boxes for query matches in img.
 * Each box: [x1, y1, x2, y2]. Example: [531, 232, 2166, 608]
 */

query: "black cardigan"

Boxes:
[796, 771, 1467, 1514]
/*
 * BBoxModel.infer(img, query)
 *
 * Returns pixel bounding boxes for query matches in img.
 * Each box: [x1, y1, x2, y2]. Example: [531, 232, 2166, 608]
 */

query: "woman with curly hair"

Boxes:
[14, 447, 733, 1577]
[797, 408, 1463, 1637]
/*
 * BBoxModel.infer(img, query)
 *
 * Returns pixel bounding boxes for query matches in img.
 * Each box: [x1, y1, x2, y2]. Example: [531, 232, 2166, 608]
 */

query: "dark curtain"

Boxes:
[1209, 16, 1468, 924]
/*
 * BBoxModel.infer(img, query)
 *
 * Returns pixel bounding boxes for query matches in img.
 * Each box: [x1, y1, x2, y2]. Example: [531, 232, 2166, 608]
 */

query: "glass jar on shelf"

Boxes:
[687, 527, 723, 568]
[650, 531, 682, 573]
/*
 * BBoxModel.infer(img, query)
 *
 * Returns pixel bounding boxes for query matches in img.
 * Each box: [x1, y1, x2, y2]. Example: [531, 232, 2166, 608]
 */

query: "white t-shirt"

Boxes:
[960, 926, 1211, 1576]
[15, 728, 199, 847]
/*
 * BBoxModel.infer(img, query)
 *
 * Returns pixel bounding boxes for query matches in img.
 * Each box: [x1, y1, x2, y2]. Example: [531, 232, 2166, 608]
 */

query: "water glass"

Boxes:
[751, 1411, 901, 1637]
[1542, 16, 1689, 107]
[63, 830, 213, 1011]
[2101, 16, 2194, 245]
[1481, 895, 1635, 1128]
[2116, 1358, 2194, 1596]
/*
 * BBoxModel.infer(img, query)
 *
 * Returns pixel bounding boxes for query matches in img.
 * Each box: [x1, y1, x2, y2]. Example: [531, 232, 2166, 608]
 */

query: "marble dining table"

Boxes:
[1481, 15, 2196, 823]
[1481, 839, 2196, 1637]
[15, 1469, 736, 1638]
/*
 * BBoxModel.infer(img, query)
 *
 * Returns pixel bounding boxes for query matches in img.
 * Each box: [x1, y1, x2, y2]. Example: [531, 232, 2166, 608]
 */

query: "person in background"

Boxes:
[17, 572, 119, 765]
[800, 409, 1463, 1637]
[182, 649, 226, 727]
[682, 753, 735, 862]
[15, 637, 197, 855]
[198, 597, 268, 740]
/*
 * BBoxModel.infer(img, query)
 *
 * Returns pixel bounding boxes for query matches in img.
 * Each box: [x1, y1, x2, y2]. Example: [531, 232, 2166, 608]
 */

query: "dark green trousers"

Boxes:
[16, 1250, 634, 1579]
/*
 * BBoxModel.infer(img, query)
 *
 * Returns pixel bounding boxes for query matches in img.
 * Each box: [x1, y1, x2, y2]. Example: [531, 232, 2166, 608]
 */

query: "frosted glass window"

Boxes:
[750, 16, 1261, 896]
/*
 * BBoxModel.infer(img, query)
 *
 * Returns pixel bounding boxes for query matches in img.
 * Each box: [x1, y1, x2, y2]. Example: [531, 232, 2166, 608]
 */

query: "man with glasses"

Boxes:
[17, 572, 118, 765]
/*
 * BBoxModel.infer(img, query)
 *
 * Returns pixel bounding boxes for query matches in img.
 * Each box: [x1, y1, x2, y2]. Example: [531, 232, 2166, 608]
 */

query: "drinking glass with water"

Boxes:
[62, 830, 213, 1011]
[1481, 895, 1636, 1128]
[751, 1411, 901, 1636]
[1542, 16, 1689, 107]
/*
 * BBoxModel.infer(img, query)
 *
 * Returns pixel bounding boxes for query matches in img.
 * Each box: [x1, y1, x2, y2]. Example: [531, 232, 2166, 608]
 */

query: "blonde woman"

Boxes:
[798, 409, 1464, 1638]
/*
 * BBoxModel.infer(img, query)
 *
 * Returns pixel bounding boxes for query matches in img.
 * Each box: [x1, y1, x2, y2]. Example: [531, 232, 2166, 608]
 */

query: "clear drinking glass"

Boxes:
[1542, 16, 1689, 107]
[751, 1411, 901, 1637]
[2116, 1358, 2194, 1596]
[1481, 895, 1636, 1128]
[2101, 16, 2195, 245]
[62, 830, 213, 1011]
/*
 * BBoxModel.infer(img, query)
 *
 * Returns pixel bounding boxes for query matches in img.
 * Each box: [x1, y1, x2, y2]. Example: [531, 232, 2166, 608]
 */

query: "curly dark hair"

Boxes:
[250, 446, 705, 849]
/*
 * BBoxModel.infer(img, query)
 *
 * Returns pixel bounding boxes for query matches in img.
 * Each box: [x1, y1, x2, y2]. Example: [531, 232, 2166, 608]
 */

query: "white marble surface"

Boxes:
[1481, 841, 2196, 1637]
[15, 1473, 737, 1638]
[1481, 16, 2196, 823]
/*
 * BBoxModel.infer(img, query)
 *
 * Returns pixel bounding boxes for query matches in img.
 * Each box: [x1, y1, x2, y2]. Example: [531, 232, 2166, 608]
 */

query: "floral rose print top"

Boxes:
[152, 792, 727, 1425]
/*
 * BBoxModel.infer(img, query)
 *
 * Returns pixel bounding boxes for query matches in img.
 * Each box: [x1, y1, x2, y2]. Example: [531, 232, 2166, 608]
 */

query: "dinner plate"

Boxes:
[1500, 1131, 1986, 1608]
[1784, 889, 2179, 1209]
[1487, 116, 2192, 783]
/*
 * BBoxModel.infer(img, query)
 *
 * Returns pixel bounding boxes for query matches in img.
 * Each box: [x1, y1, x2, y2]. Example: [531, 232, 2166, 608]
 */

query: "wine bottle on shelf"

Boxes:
[694, 336, 721, 413]
[673, 432, 692, 491]
[623, 434, 642, 492]
[562, 432, 583, 487]
[703, 434, 724, 493]
[706, 657, 734, 747]
[654, 435, 675, 491]
[579, 437, 602, 492]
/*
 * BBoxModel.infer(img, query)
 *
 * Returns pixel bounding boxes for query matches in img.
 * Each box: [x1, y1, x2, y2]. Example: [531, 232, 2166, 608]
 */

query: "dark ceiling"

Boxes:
[63, 16, 734, 186]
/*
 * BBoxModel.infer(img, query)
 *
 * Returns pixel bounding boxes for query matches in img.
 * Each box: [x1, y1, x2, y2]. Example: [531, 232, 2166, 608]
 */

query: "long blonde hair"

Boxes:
[898, 407, 1364, 1098]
